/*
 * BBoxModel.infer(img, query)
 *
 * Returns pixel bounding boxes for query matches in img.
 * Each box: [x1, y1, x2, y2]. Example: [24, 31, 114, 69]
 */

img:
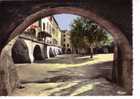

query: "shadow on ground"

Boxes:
[12, 54, 126, 96]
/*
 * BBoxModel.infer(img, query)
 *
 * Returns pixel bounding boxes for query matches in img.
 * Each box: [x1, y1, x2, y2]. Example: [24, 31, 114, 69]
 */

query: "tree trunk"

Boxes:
[73, 48, 77, 54]
[77, 48, 79, 54]
[90, 45, 94, 58]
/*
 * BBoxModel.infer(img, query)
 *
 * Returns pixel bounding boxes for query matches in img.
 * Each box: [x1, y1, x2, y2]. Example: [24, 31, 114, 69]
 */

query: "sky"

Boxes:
[54, 14, 79, 31]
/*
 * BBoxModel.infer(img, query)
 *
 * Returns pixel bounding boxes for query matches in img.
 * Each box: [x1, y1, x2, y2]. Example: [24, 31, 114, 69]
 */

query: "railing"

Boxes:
[19, 35, 62, 48]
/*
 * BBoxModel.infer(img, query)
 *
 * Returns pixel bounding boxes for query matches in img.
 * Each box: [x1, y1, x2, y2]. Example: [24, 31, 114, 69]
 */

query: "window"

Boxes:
[47, 23, 49, 32]
[64, 35, 65, 37]
[63, 44, 65, 47]
[43, 23, 45, 30]
[64, 39, 65, 42]
[67, 44, 69, 47]
[52, 28, 55, 34]
[39, 20, 42, 27]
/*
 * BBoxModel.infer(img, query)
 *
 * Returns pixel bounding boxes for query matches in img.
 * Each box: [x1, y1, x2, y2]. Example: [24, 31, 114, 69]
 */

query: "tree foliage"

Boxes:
[70, 17, 113, 56]
[70, 17, 87, 49]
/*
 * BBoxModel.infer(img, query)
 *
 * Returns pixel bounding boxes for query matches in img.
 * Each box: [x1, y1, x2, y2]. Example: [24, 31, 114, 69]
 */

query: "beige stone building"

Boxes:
[23, 16, 62, 47]
[41, 16, 62, 47]
[13, 16, 62, 62]
[61, 30, 72, 54]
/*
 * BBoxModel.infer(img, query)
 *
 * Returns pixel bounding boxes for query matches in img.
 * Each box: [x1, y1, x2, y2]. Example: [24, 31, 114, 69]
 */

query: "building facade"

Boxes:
[12, 16, 62, 63]
[24, 16, 61, 47]
[61, 30, 72, 54]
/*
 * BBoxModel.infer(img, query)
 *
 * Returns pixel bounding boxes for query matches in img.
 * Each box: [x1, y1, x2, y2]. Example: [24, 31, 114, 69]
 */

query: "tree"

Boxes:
[70, 17, 86, 54]
[70, 17, 113, 58]
[82, 18, 113, 58]
[82, 18, 98, 58]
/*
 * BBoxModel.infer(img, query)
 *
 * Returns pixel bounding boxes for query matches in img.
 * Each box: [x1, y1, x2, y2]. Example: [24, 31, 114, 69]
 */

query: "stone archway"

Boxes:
[12, 38, 31, 63]
[33, 45, 44, 61]
[0, 6, 132, 95]
[67, 48, 72, 54]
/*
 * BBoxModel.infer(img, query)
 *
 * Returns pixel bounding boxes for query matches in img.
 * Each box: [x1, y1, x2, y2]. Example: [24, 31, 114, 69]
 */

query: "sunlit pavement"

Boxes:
[11, 54, 126, 96]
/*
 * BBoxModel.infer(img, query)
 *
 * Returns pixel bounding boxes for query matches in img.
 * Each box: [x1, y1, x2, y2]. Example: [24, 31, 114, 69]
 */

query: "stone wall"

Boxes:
[0, 38, 19, 96]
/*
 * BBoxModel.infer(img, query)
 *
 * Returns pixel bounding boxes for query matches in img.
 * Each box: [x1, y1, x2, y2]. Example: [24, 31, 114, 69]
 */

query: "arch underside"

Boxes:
[12, 38, 31, 63]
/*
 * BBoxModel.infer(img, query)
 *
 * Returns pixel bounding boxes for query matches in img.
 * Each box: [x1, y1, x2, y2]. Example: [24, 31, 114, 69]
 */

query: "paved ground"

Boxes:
[11, 54, 126, 96]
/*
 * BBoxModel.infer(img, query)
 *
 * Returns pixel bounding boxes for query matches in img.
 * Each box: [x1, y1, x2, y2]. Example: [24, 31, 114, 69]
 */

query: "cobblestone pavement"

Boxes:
[11, 54, 126, 96]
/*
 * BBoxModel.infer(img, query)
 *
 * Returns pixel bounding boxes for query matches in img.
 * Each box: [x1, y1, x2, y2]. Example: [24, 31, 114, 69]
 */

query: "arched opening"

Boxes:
[43, 45, 48, 58]
[67, 48, 71, 54]
[49, 47, 55, 57]
[0, 6, 132, 95]
[53, 49, 57, 56]
[33, 45, 44, 61]
[58, 49, 62, 55]
[12, 38, 31, 63]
